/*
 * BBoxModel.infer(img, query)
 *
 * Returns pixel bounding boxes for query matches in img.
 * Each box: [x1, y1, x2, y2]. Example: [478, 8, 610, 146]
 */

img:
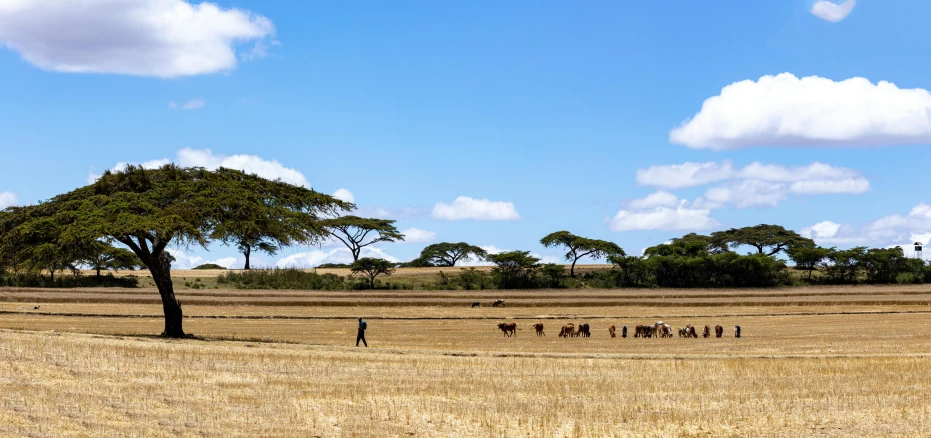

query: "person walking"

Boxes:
[734, 325, 741, 338]
[621, 324, 627, 338]
[356, 317, 368, 347]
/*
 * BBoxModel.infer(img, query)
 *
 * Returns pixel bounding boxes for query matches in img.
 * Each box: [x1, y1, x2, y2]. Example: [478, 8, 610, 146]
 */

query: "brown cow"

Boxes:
[558, 323, 575, 338]
[608, 324, 616, 338]
[715, 325, 723, 338]
[497, 322, 517, 337]
[702, 325, 711, 338]
[492, 299, 505, 307]
[533, 323, 545, 336]
[578, 323, 591, 338]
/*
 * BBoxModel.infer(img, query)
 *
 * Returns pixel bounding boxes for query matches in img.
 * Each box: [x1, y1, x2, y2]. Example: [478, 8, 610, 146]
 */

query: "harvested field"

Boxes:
[2, 284, 931, 436]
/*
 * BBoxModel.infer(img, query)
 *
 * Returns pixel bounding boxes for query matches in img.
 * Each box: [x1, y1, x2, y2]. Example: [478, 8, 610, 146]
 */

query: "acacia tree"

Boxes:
[711, 224, 814, 256]
[0, 206, 88, 281]
[487, 251, 540, 289]
[0, 165, 349, 337]
[540, 231, 624, 277]
[418, 242, 487, 266]
[322, 216, 404, 262]
[351, 257, 396, 288]
[82, 241, 142, 279]
[788, 246, 830, 281]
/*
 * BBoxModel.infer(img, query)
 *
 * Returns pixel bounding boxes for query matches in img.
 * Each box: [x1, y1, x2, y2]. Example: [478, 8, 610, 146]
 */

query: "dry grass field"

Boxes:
[2, 280, 931, 436]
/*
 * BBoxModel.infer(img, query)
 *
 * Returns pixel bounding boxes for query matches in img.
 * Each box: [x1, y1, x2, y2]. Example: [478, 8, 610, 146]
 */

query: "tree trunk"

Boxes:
[570, 259, 578, 278]
[149, 251, 185, 338]
[96, 267, 101, 280]
[243, 245, 251, 270]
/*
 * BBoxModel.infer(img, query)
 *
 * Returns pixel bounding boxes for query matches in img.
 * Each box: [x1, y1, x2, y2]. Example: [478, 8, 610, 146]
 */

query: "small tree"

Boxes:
[486, 251, 540, 289]
[418, 242, 487, 266]
[788, 246, 829, 281]
[538, 263, 566, 288]
[711, 224, 814, 256]
[540, 231, 624, 277]
[351, 257, 396, 288]
[323, 216, 405, 262]
[82, 241, 142, 279]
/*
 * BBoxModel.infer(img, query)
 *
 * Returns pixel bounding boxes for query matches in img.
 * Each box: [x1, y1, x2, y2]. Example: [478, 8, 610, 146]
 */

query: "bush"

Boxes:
[216, 268, 346, 290]
[316, 263, 351, 269]
[193, 264, 227, 270]
[0, 271, 138, 288]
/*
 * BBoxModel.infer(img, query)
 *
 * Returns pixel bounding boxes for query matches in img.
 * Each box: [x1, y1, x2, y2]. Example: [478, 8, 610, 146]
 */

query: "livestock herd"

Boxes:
[498, 321, 742, 338]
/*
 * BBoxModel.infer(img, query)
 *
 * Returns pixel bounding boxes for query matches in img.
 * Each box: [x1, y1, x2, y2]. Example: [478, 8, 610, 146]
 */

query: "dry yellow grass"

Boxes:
[2, 285, 931, 436]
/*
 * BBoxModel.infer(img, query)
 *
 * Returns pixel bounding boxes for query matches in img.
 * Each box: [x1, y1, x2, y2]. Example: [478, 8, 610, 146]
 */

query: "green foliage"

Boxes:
[456, 267, 488, 290]
[322, 216, 404, 262]
[351, 257, 396, 288]
[193, 263, 227, 270]
[540, 231, 623, 277]
[0, 272, 138, 288]
[216, 268, 346, 290]
[316, 263, 351, 269]
[418, 242, 487, 266]
[788, 246, 830, 281]
[486, 251, 540, 289]
[82, 241, 142, 277]
[397, 256, 435, 268]
[538, 263, 566, 288]
[711, 224, 814, 256]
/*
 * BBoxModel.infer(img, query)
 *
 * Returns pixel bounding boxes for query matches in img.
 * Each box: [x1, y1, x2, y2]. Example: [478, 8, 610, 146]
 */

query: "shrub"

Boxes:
[215, 268, 346, 290]
[193, 264, 227, 270]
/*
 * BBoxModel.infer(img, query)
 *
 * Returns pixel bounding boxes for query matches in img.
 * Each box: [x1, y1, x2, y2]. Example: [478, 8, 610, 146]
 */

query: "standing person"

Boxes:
[356, 317, 368, 347]
[734, 325, 741, 338]
[621, 325, 627, 339]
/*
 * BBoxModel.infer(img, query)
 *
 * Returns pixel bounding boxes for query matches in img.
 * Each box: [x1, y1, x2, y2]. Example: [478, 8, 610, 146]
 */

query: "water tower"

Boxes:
[916, 242, 924, 260]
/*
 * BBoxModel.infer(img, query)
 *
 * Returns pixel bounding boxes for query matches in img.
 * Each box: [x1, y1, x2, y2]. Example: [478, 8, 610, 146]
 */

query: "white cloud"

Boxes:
[0, 0, 274, 78]
[811, 0, 856, 23]
[628, 191, 680, 210]
[670, 73, 931, 150]
[332, 188, 354, 203]
[176, 148, 310, 187]
[360, 206, 427, 219]
[801, 203, 931, 247]
[432, 196, 520, 221]
[165, 250, 241, 270]
[0, 191, 18, 209]
[87, 158, 171, 184]
[611, 193, 720, 232]
[401, 228, 437, 243]
[637, 160, 866, 190]
[169, 99, 206, 110]
[789, 178, 870, 195]
[276, 247, 399, 268]
[704, 180, 787, 209]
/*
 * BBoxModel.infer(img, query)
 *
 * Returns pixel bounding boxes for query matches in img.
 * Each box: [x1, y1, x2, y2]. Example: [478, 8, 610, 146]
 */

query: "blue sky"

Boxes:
[2, 0, 931, 268]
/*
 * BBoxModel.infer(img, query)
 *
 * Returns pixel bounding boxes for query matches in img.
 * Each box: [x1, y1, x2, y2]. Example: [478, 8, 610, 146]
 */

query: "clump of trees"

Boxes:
[540, 231, 623, 277]
[789, 245, 931, 284]
[0, 165, 351, 337]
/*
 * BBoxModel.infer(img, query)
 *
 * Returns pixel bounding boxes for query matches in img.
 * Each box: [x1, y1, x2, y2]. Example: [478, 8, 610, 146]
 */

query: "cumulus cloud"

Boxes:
[811, 0, 856, 23]
[611, 193, 720, 232]
[176, 148, 309, 187]
[169, 99, 206, 110]
[165, 250, 241, 270]
[703, 180, 787, 209]
[800, 203, 931, 247]
[87, 158, 171, 184]
[432, 196, 520, 221]
[627, 191, 680, 210]
[401, 228, 437, 243]
[331, 188, 354, 203]
[0, 0, 274, 78]
[276, 247, 399, 268]
[0, 191, 18, 209]
[669, 73, 931, 150]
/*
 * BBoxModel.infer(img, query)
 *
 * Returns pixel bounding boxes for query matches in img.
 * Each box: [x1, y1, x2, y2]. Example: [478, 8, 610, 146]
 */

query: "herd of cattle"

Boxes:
[497, 321, 742, 338]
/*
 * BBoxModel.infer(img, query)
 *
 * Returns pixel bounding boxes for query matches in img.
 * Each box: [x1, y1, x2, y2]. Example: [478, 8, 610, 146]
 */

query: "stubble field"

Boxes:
[2, 276, 931, 436]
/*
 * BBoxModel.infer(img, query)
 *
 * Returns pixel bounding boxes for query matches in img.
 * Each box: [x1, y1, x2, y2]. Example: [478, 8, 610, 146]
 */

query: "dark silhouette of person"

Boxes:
[621, 325, 627, 338]
[734, 325, 741, 338]
[356, 318, 368, 347]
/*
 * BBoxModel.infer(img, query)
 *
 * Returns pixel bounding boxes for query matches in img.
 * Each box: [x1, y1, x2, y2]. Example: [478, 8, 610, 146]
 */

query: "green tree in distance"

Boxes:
[540, 231, 624, 277]
[711, 224, 814, 256]
[0, 165, 348, 337]
[418, 242, 487, 267]
[351, 257, 396, 288]
[322, 216, 404, 262]
[486, 250, 540, 288]
[82, 241, 142, 279]
[788, 245, 830, 281]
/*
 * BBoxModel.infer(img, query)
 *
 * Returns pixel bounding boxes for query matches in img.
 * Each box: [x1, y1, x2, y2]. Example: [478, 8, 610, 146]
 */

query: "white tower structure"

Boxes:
[915, 242, 924, 260]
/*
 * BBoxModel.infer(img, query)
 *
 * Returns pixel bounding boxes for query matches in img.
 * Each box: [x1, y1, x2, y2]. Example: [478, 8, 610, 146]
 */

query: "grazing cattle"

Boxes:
[686, 325, 698, 338]
[715, 325, 724, 338]
[498, 322, 517, 337]
[533, 323, 545, 336]
[471, 302, 480, 308]
[634, 325, 643, 338]
[734, 325, 741, 338]
[33, 306, 40, 310]
[678, 327, 688, 338]
[608, 324, 616, 338]
[621, 325, 627, 338]
[558, 323, 575, 338]
[578, 323, 591, 338]
[702, 325, 711, 338]
[492, 299, 505, 307]
[658, 324, 671, 338]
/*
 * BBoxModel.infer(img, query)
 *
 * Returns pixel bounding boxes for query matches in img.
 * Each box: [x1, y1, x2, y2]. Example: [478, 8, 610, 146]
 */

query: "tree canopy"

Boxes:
[540, 231, 623, 277]
[710, 224, 814, 256]
[351, 257, 396, 288]
[418, 242, 487, 267]
[788, 245, 830, 281]
[486, 250, 540, 289]
[0, 165, 348, 337]
[322, 216, 405, 261]
[82, 241, 142, 279]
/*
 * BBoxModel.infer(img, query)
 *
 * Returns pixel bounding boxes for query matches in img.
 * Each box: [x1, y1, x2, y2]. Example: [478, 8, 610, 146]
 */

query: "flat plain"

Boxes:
[2, 276, 931, 436]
